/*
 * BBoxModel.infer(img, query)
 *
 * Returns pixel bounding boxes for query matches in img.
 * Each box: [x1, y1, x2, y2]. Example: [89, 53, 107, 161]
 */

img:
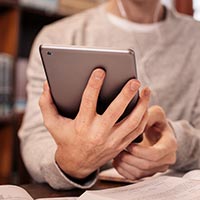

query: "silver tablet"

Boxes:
[40, 45, 139, 122]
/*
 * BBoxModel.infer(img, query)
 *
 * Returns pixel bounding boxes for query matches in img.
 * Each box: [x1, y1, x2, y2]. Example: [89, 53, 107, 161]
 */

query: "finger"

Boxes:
[113, 162, 136, 180]
[78, 68, 105, 122]
[116, 87, 151, 140]
[114, 158, 146, 180]
[39, 81, 61, 131]
[114, 150, 154, 171]
[121, 111, 148, 146]
[157, 152, 177, 166]
[127, 131, 177, 162]
[145, 106, 166, 131]
[102, 79, 140, 126]
[114, 157, 169, 180]
[115, 150, 176, 171]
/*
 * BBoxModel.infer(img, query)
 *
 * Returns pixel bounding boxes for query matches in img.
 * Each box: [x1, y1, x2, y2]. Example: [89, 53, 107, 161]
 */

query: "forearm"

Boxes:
[169, 120, 200, 171]
[19, 126, 98, 190]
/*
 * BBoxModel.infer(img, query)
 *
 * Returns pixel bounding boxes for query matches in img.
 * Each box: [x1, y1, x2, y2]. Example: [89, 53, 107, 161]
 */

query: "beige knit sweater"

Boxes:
[18, 4, 200, 189]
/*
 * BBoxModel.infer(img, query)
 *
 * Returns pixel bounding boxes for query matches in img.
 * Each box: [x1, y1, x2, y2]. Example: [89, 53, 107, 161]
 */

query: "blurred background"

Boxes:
[0, 0, 199, 185]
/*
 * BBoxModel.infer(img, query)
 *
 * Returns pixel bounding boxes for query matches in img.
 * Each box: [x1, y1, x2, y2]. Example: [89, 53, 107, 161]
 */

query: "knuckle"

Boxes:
[142, 161, 152, 170]
[107, 138, 120, 152]
[151, 151, 161, 162]
[99, 118, 110, 129]
[122, 86, 133, 99]
[134, 170, 143, 179]
[152, 105, 165, 116]
[126, 173, 136, 181]
[170, 153, 177, 165]
[130, 175, 137, 181]
[82, 91, 95, 108]
[135, 124, 145, 134]
[99, 114, 114, 129]
[120, 152, 129, 162]
[115, 142, 126, 152]
[160, 165, 169, 172]
[115, 167, 123, 177]
[106, 108, 120, 121]
[89, 134, 105, 146]
[127, 144, 134, 154]
[74, 120, 86, 134]
[126, 119, 140, 131]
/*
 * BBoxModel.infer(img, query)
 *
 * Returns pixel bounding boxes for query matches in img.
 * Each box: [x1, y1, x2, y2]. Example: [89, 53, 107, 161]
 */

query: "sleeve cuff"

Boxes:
[40, 146, 98, 190]
[167, 120, 198, 171]
[54, 161, 99, 189]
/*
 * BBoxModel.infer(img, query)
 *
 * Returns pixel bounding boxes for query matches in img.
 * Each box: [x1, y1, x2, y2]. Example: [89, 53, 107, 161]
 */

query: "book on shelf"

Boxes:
[0, 53, 14, 117]
[18, 0, 105, 15]
[19, 0, 58, 13]
[0, 170, 200, 200]
[14, 58, 28, 113]
[58, 0, 105, 15]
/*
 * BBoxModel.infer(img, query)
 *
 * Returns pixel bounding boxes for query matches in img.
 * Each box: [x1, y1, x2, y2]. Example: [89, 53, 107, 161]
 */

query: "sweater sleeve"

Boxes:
[18, 26, 98, 190]
[170, 89, 200, 171]
[170, 120, 200, 171]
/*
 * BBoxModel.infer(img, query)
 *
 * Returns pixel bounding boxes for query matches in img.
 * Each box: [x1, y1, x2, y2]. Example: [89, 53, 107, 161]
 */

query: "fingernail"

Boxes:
[130, 80, 140, 91]
[94, 69, 105, 80]
[144, 87, 151, 96]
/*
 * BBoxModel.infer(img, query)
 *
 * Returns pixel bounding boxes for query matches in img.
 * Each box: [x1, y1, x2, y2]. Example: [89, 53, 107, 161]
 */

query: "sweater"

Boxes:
[18, 4, 200, 189]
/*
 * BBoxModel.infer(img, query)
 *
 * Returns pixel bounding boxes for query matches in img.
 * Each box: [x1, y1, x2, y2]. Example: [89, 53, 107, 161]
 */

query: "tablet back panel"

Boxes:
[40, 45, 139, 121]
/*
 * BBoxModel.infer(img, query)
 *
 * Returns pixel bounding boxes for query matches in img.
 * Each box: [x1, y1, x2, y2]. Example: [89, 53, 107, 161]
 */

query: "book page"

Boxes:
[0, 185, 33, 200]
[38, 197, 78, 200]
[0, 186, 78, 200]
[98, 168, 184, 183]
[79, 176, 200, 200]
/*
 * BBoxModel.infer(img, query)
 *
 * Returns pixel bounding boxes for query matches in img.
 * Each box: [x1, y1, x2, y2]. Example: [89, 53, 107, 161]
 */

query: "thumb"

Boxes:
[144, 106, 167, 145]
[146, 105, 166, 130]
[39, 81, 60, 131]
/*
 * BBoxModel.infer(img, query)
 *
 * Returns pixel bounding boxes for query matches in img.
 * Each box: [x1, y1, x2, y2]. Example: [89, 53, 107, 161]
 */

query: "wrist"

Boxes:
[55, 148, 95, 179]
[56, 161, 98, 184]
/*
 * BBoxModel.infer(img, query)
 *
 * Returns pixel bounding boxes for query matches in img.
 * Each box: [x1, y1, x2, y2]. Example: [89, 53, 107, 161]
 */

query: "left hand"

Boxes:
[113, 105, 177, 180]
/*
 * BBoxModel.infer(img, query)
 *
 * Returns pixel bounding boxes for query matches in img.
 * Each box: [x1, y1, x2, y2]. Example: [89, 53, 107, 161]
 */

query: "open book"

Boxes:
[0, 185, 76, 200]
[0, 170, 200, 200]
[80, 170, 200, 200]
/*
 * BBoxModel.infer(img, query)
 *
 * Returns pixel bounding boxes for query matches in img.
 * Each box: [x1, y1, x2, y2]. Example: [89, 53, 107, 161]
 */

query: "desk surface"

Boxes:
[22, 180, 128, 199]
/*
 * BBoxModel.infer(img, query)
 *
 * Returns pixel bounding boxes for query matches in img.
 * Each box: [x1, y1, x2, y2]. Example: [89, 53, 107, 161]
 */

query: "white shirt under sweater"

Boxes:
[18, 4, 200, 189]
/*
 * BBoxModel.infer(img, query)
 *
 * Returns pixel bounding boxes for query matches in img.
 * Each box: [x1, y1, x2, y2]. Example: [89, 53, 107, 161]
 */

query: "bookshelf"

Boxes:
[0, 2, 19, 184]
[0, 0, 104, 184]
[0, 0, 192, 185]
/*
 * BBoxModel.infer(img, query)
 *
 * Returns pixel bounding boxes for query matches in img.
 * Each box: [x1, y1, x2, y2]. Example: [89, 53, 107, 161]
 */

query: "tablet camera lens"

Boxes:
[47, 51, 52, 55]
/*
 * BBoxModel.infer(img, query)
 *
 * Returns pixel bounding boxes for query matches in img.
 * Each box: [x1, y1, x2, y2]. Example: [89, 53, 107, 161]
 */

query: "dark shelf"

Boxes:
[0, 114, 14, 125]
[0, 0, 18, 7]
[20, 5, 64, 18]
[0, 111, 24, 126]
[0, 0, 64, 18]
[18, 7, 64, 58]
[0, 0, 18, 13]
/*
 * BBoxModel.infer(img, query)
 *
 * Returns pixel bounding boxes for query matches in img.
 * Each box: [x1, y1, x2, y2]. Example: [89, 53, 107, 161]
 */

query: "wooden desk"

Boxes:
[21, 180, 128, 199]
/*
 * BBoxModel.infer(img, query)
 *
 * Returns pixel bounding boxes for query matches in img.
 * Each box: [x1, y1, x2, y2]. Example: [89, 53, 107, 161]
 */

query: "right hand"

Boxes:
[39, 68, 151, 179]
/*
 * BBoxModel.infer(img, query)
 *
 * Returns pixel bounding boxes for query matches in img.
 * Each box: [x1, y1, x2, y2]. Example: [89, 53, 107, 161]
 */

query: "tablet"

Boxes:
[40, 45, 142, 142]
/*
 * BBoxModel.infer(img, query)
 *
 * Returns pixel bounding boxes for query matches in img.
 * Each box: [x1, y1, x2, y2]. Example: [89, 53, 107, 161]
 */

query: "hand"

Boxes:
[113, 106, 177, 180]
[39, 68, 151, 179]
